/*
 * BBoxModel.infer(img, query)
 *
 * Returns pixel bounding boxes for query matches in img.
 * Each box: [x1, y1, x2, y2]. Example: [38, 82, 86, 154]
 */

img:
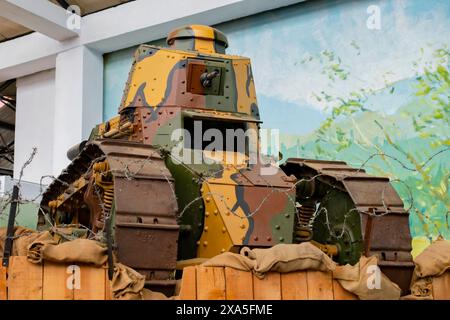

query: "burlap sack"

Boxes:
[0, 226, 37, 256]
[414, 239, 450, 278]
[250, 243, 336, 278]
[112, 262, 146, 300]
[28, 238, 107, 266]
[204, 243, 336, 279]
[334, 255, 401, 300]
[202, 252, 255, 271]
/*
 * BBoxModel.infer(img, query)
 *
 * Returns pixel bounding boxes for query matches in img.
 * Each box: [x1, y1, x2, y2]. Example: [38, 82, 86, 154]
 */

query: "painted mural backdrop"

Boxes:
[104, 0, 450, 255]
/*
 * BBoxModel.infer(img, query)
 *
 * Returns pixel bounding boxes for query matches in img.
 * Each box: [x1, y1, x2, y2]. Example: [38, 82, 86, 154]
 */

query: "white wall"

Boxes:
[15, 69, 55, 184]
[52, 46, 103, 175]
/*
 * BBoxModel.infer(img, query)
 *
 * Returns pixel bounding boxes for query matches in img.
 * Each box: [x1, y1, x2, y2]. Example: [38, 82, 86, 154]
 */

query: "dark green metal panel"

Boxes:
[312, 189, 363, 265]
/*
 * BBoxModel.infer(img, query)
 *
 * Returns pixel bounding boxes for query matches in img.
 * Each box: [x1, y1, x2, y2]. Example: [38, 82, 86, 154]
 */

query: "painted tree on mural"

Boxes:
[288, 45, 450, 241]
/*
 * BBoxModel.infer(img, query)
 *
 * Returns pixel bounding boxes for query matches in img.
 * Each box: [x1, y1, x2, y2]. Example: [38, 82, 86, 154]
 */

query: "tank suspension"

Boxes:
[103, 188, 114, 214]
[93, 161, 115, 225]
[294, 201, 316, 242]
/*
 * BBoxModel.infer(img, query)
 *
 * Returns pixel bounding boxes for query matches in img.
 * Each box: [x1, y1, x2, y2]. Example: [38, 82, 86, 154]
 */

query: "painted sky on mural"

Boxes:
[105, 0, 450, 133]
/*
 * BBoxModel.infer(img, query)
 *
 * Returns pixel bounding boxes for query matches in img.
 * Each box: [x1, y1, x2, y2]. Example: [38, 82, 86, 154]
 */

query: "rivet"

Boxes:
[200, 188, 204, 193]
[204, 226, 208, 232]
[226, 211, 230, 216]
[221, 248, 225, 253]
[254, 236, 258, 241]
[143, 115, 147, 119]
[240, 224, 245, 229]
[214, 209, 218, 215]
[144, 137, 149, 140]
[285, 214, 290, 218]
[196, 241, 200, 245]
[221, 227, 226, 233]
[203, 241, 208, 246]
[241, 236, 245, 241]
[205, 197, 211, 202]
[143, 126, 147, 129]
[279, 237, 284, 242]
[275, 225, 280, 230]
[267, 236, 272, 241]
[205, 212, 210, 217]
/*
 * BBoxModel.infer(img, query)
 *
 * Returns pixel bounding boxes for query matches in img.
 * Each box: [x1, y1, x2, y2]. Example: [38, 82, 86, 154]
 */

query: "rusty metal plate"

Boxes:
[115, 222, 179, 270]
[282, 158, 406, 214]
[114, 178, 178, 223]
[361, 214, 412, 252]
[343, 178, 405, 214]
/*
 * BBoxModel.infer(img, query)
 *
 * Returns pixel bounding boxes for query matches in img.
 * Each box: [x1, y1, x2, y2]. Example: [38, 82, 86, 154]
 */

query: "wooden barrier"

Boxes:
[0, 256, 111, 300]
[2, 257, 446, 300]
[178, 266, 358, 300]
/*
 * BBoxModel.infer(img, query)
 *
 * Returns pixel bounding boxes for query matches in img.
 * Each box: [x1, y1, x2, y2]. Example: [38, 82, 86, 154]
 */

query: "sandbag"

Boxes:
[0, 226, 37, 256]
[202, 252, 255, 271]
[249, 243, 336, 278]
[112, 262, 146, 300]
[414, 239, 450, 278]
[334, 255, 401, 300]
[204, 243, 336, 279]
[28, 238, 107, 266]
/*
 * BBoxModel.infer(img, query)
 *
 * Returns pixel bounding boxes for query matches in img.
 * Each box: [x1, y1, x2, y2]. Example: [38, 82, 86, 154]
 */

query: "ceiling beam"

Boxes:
[0, 0, 79, 41]
[0, 0, 306, 82]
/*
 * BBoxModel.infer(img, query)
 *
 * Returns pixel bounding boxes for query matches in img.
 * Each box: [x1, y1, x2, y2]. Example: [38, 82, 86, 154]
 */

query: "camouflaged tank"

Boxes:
[39, 25, 414, 294]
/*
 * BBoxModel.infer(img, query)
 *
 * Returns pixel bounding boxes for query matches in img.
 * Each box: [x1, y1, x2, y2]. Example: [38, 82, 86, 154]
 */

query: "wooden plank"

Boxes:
[306, 271, 334, 300]
[281, 271, 308, 300]
[196, 266, 226, 300]
[332, 279, 358, 300]
[432, 272, 450, 300]
[0, 265, 7, 300]
[74, 265, 106, 300]
[8, 256, 43, 300]
[253, 272, 281, 300]
[225, 267, 253, 300]
[43, 262, 73, 300]
[178, 266, 197, 300]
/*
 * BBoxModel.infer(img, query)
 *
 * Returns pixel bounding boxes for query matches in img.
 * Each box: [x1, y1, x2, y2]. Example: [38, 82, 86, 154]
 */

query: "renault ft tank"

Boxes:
[39, 25, 413, 294]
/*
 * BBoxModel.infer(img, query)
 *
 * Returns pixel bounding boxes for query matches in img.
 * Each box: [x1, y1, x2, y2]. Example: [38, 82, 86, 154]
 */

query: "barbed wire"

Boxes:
[0, 144, 448, 246]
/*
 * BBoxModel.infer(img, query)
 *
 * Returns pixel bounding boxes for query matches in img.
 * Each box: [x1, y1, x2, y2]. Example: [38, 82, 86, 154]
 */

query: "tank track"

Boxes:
[281, 158, 414, 294]
[39, 139, 179, 294]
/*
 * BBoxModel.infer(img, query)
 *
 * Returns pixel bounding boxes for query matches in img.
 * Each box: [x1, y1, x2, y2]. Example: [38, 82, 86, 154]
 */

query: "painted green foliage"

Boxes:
[280, 46, 450, 241]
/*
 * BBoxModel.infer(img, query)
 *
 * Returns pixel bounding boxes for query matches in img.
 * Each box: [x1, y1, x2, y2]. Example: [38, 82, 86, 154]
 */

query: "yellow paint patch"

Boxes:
[197, 183, 234, 258]
[233, 59, 257, 115]
[203, 150, 247, 167]
[123, 50, 195, 107]
[202, 164, 250, 247]
[194, 38, 215, 54]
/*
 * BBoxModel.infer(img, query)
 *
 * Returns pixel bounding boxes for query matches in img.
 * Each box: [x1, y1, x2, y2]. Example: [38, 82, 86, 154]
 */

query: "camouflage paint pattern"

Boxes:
[97, 25, 296, 259]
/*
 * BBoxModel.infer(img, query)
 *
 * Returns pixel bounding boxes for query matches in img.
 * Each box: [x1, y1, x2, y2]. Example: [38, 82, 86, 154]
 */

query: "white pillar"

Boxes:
[53, 46, 103, 176]
[14, 69, 55, 184]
